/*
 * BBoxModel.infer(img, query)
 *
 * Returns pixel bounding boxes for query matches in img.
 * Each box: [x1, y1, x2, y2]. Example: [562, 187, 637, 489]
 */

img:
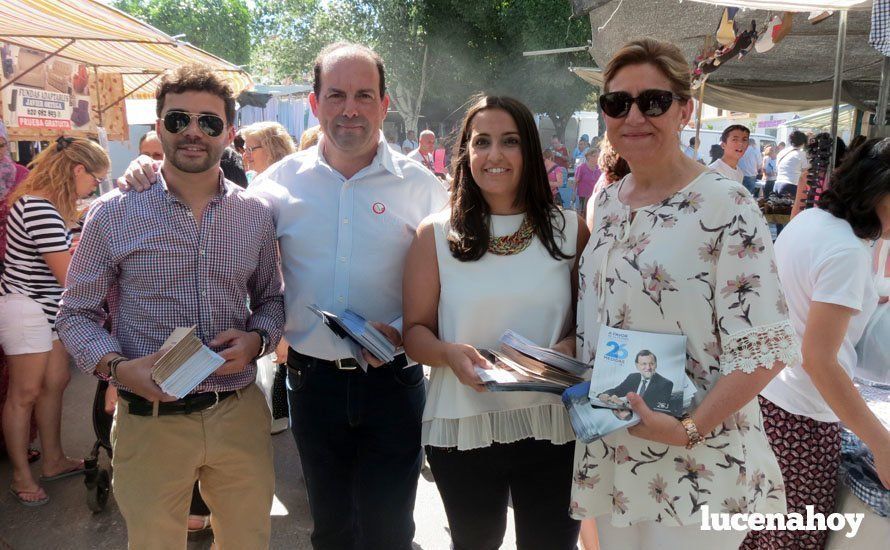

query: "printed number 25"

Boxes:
[604, 341, 628, 360]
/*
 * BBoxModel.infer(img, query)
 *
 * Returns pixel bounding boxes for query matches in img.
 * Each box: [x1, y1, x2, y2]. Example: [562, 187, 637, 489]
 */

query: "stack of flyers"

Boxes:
[474, 331, 591, 394]
[562, 381, 640, 443]
[151, 326, 225, 398]
[499, 330, 589, 377]
[307, 305, 400, 365]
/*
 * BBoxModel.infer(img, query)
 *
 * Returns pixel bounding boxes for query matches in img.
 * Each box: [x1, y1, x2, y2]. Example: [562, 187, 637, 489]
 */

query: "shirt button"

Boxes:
[343, 218, 349, 224]
[202, 290, 207, 297]
[338, 296, 344, 303]
[339, 256, 346, 263]
[200, 249, 206, 256]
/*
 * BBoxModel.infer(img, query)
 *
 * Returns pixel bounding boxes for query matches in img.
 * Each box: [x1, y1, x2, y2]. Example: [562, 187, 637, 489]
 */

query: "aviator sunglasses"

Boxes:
[599, 89, 684, 119]
[163, 110, 226, 137]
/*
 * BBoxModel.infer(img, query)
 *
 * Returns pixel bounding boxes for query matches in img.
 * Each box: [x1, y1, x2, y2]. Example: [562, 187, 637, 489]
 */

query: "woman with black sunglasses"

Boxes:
[571, 39, 796, 548]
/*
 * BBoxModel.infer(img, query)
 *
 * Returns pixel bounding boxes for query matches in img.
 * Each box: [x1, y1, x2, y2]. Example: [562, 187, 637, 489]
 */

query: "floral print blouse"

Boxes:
[572, 171, 800, 526]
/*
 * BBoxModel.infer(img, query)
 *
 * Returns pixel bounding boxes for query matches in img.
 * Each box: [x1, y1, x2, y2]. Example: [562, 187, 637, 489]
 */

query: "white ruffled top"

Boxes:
[421, 208, 578, 450]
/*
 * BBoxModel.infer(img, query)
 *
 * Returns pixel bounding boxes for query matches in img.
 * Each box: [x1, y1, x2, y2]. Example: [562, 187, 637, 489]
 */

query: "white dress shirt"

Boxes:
[407, 148, 435, 172]
[737, 144, 762, 178]
[250, 132, 448, 360]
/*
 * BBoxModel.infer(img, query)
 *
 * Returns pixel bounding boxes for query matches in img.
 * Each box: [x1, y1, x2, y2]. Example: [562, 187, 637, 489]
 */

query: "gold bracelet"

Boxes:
[681, 415, 703, 449]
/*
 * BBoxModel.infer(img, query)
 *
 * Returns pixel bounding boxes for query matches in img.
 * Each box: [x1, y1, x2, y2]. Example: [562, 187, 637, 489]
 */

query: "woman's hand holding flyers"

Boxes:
[445, 343, 492, 393]
[626, 392, 689, 446]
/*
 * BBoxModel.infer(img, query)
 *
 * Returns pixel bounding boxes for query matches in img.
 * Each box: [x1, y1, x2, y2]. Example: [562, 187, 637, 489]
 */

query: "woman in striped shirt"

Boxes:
[1, 137, 108, 506]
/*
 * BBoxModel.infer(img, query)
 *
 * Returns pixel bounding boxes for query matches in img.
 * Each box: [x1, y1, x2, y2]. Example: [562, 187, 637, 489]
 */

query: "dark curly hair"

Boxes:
[448, 95, 571, 262]
[818, 137, 890, 240]
[156, 64, 235, 124]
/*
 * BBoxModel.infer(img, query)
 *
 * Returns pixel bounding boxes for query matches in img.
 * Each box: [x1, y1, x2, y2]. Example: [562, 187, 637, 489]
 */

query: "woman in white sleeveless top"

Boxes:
[403, 96, 590, 550]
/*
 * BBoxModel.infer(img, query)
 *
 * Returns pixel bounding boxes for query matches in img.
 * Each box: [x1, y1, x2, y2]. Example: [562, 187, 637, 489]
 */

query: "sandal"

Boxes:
[39, 459, 86, 482]
[9, 486, 49, 507]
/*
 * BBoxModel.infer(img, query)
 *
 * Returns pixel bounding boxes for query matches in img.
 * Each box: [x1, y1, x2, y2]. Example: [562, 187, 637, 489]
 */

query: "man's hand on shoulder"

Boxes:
[115, 351, 177, 402]
[116, 154, 158, 192]
[210, 329, 262, 376]
[361, 321, 402, 368]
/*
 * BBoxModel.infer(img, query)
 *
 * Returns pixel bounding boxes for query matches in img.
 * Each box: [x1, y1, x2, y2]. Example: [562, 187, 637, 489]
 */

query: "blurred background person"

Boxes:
[241, 121, 297, 182]
[549, 135, 570, 170]
[402, 129, 418, 154]
[299, 125, 322, 151]
[573, 148, 599, 214]
[138, 131, 164, 161]
[774, 130, 809, 198]
[239, 121, 298, 436]
[573, 134, 591, 166]
[408, 129, 437, 174]
[1, 137, 107, 506]
[761, 145, 778, 196]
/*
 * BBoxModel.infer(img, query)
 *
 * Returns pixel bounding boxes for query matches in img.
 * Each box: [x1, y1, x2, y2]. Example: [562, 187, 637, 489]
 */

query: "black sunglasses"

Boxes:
[599, 89, 685, 119]
[163, 110, 226, 137]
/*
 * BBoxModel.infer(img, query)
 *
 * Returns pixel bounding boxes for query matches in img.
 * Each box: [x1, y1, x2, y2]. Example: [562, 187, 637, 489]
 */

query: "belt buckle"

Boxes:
[334, 358, 357, 371]
[205, 391, 221, 410]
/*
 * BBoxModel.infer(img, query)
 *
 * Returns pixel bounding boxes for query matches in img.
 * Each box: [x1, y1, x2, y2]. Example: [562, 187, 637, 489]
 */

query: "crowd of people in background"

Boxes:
[0, 35, 888, 550]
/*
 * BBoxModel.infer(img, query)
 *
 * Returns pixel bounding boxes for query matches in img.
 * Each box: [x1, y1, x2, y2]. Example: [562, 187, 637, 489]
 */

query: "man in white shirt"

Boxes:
[407, 129, 436, 172]
[252, 43, 447, 550]
[401, 130, 418, 154]
[708, 124, 748, 184]
[737, 138, 763, 194]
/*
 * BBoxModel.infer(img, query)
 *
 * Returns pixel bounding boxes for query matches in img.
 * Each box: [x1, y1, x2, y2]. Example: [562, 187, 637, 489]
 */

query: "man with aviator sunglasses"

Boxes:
[57, 64, 284, 549]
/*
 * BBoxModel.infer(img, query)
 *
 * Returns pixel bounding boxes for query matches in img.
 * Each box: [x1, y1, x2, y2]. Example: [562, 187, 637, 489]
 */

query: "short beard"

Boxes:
[163, 140, 223, 174]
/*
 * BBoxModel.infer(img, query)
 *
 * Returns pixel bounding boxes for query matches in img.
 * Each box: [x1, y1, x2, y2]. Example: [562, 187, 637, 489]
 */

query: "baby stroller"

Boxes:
[84, 379, 113, 512]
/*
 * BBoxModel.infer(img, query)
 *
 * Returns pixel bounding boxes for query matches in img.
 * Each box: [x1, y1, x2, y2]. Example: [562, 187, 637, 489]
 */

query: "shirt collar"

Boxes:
[313, 131, 403, 180]
[157, 167, 230, 204]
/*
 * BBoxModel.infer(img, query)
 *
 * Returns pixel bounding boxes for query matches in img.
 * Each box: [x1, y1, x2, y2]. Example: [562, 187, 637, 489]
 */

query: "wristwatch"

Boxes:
[680, 415, 704, 449]
[250, 328, 270, 360]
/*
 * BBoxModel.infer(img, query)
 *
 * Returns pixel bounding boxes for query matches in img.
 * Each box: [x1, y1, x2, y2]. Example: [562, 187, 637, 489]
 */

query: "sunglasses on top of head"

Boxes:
[599, 89, 685, 119]
[162, 110, 226, 137]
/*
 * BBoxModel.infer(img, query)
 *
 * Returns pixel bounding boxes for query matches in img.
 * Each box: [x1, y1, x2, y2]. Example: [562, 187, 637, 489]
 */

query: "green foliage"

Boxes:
[121, 0, 597, 138]
[420, 0, 594, 138]
[251, 0, 375, 83]
[114, 0, 252, 66]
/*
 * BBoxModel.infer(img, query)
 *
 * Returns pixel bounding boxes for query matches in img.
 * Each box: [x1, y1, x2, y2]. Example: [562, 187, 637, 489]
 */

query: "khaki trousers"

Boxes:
[111, 383, 274, 550]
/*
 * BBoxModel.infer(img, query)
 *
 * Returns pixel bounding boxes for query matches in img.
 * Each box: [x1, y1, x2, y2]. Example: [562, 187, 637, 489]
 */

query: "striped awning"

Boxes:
[0, 0, 253, 99]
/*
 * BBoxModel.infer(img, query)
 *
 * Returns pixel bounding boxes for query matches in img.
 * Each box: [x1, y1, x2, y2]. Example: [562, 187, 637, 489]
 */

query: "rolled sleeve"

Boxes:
[245, 212, 285, 348]
[56, 202, 121, 374]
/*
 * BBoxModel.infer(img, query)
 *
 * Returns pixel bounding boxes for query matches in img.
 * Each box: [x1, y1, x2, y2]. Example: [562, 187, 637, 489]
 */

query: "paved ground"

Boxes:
[0, 365, 516, 549]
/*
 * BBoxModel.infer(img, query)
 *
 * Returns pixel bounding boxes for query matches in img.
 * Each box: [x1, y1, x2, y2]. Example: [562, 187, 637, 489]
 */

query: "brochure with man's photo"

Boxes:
[588, 326, 689, 416]
[563, 379, 697, 443]
[562, 381, 640, 443]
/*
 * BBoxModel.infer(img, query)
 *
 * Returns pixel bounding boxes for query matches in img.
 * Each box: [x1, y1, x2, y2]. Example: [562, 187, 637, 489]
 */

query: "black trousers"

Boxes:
[426, 438, 580, 550]
[288, 356, 425, 550]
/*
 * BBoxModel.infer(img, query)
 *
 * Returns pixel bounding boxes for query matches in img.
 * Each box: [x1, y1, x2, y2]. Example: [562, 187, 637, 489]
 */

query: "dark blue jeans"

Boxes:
[742, 175, 757, 195]
[287, 356, 425, 550]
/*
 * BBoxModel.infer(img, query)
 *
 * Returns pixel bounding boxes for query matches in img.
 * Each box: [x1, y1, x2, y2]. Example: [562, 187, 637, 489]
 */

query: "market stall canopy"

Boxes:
[0, 0, 253, 99]
[569, 0, 882, 113]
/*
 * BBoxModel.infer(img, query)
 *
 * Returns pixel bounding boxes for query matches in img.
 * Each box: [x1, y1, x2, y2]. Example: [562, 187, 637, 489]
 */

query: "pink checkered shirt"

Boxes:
[56, 172, 284, 394]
